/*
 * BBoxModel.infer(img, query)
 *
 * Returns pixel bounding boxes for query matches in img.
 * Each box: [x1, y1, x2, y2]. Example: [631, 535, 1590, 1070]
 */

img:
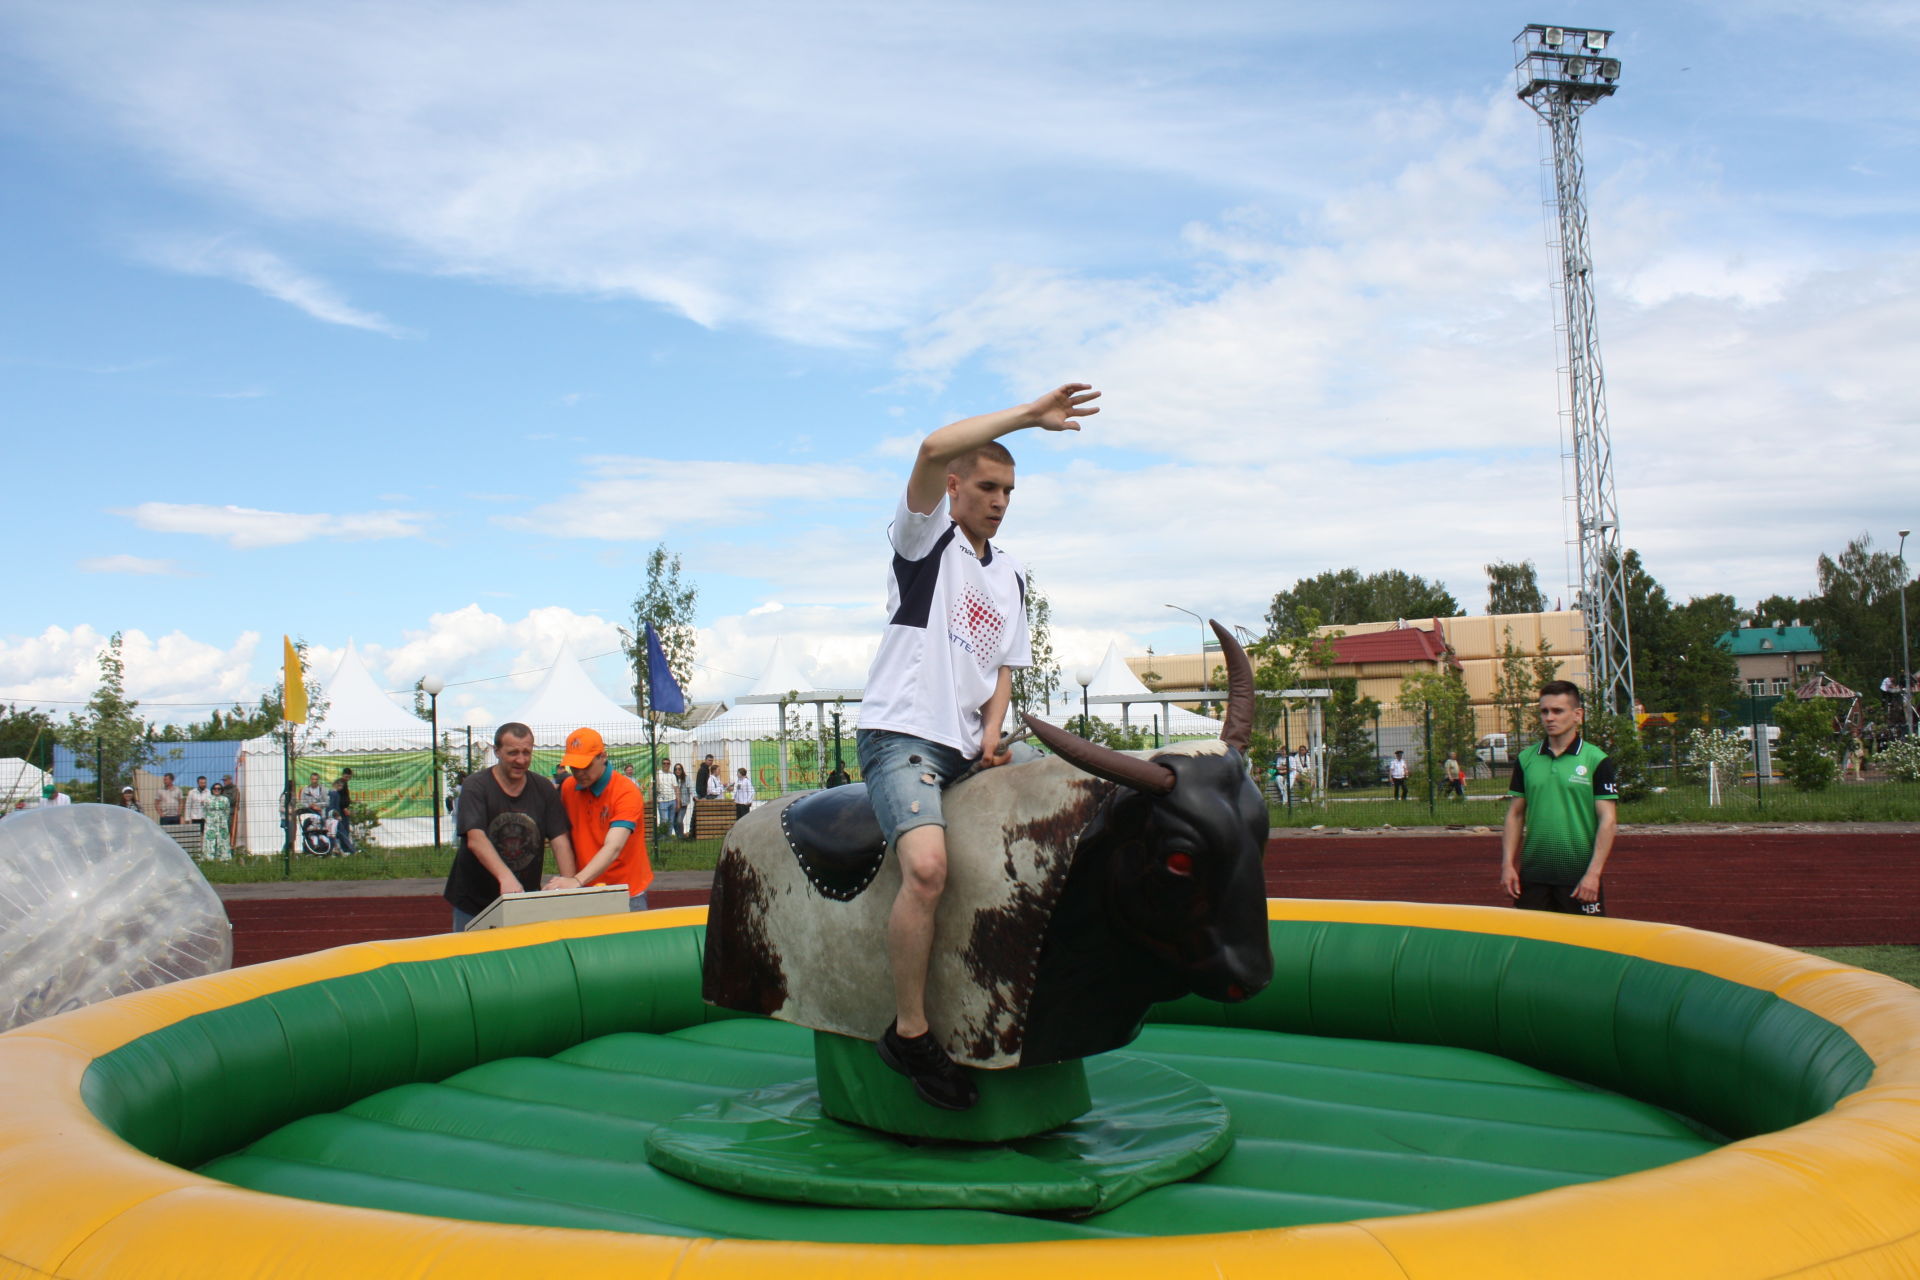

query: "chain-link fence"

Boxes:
[32, 696, 1920, 880]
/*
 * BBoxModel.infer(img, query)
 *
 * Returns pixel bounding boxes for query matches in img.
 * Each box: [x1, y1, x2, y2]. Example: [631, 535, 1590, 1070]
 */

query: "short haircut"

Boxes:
[1539, 680, 1584, 707]
[950, 441, 1015, 479]
[494, 721, 534, 748]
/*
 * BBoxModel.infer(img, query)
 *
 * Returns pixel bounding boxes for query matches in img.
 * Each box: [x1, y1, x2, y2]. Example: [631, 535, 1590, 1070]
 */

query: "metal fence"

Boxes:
[28, 698, 1920, 881]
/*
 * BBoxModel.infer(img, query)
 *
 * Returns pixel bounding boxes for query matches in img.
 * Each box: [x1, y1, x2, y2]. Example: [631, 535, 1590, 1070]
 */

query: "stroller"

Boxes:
[297, 810, 334, 856]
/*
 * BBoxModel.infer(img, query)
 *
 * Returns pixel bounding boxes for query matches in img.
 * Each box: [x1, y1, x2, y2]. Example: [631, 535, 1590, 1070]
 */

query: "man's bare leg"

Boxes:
[887, 824, 947, 1038]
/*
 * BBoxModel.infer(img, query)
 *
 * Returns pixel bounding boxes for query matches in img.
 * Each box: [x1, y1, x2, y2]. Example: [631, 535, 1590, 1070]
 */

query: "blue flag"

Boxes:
[645, 621, 688, 715]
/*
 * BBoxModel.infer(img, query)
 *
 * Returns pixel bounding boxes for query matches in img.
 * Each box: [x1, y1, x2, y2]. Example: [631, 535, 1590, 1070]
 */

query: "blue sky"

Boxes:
[3, 0, 1916, 727]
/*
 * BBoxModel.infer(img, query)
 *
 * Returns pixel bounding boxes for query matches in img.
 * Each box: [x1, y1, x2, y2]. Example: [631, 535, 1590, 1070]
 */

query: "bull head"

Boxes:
[1014, 621, 1273, 1064]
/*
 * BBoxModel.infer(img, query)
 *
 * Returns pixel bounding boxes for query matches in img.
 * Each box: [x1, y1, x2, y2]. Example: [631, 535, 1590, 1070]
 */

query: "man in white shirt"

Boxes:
[185, 776, 213, 833]
[856, 381, 1100, 1111]
[1389, 750, 1410, 801]
[729, 767, 755, 819]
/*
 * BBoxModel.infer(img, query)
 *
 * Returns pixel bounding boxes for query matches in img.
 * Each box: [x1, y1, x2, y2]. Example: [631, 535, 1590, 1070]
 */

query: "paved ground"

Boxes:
[221, 828, 1920, 966]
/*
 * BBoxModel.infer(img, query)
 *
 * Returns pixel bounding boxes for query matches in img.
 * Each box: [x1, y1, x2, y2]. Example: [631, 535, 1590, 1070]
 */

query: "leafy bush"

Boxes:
[1877, 736, 1920, 784]
[1685, 728, 1751, 787]
[1771, 693, 1839, 792]
[1583, 706, 1650, 801]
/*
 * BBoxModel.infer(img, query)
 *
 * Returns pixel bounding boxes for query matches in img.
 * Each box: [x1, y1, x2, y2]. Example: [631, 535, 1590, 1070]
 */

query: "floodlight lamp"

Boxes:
[1544, 26, 1565, 46]
[1567, 57, 1587, 76]
[1585, 30, 1608, 50]
[1600, 58, 1620, 80]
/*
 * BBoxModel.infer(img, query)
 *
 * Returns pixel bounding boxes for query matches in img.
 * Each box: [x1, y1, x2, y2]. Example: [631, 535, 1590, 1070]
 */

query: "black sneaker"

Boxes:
[877, 1020, 978, 1111]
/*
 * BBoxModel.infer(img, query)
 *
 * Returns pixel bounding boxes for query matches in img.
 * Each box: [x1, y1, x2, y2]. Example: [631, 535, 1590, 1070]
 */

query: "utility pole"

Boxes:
[1515, 24, 1635, 713]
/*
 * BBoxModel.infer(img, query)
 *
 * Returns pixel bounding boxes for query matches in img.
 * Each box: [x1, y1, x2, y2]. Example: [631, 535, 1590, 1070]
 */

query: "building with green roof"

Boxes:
[1721, 624, 1822, 698]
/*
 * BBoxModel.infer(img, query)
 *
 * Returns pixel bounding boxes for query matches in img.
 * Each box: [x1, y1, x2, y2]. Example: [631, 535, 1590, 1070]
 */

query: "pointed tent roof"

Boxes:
[1794, 675, 1858, 701]
[502, 640, 654, 745]
[320, 641, 434, 748]
[744, 637, 816, 699]
[1036, 642, 1224, 737]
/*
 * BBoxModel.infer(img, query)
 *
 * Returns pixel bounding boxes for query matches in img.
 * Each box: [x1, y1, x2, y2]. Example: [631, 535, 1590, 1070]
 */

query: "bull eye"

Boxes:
[1165, 851, 1194, 876]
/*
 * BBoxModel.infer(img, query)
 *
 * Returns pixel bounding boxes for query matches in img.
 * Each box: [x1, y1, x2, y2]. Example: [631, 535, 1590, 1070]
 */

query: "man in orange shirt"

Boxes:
[543, 727, 653, 910]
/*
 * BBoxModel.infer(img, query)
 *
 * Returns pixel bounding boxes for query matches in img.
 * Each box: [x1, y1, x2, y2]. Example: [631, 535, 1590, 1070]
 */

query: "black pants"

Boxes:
[735, 803, 751, 820]
[1391, 778, 1409, 800]
[1514, 881, 1606, 916]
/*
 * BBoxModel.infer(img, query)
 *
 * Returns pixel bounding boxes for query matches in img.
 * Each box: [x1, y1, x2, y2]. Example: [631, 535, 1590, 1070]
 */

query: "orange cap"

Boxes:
[560, 726, 606, 769]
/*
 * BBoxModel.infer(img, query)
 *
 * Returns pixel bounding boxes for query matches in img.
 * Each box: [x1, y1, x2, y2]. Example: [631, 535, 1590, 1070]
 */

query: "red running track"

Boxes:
[226, 832, 1920, 967]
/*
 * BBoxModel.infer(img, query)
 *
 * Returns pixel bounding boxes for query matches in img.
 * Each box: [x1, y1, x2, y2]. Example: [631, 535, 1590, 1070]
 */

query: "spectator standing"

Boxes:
[1292, 745, 1314, 802]
[329, 775, 356, 855]
[670, 763, 690, 838]
[704, 768, 725, 800]
[444, 722, 575, 931]
[1444, 752, 1466, 800]
[185, 777, 212, 835]
[1500, 680, 1619, 916]
[730, 767, 755, 820]
[220, 774, 242, 843]
[155, 773, 184, 825]
[544, 727, 652, 911]
[695, 754, 716, 802]
[118, 785, 140, 810]
[654, 762, 675, 836]
[202, 784, 233, 861]
[1389, 751, 1409, 801]
[41, 783, 70, 808]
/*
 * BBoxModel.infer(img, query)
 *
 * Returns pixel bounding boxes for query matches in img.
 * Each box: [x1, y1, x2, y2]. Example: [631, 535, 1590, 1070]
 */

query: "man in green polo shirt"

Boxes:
[1500, 680, 1619, 915]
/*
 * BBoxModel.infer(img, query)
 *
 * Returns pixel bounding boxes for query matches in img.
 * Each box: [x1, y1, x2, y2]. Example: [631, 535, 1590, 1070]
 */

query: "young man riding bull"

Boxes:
[856, 382, 1100, 1110]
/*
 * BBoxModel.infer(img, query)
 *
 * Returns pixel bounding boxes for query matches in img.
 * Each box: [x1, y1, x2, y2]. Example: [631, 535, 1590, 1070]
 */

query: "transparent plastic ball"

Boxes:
[0, 803, 232, 1031]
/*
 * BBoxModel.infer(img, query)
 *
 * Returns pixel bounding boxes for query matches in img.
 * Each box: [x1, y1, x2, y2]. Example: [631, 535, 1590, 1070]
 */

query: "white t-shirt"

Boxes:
[861, 489, 1031, 757]
[731, 774, 755, 805]
[184, 786, 211, 821]
[1389, 758, 1409, 779]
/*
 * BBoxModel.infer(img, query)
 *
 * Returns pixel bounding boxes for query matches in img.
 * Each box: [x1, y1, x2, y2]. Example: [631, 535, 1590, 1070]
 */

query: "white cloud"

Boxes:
[0, 625, 260, 714]
[506, 458, 886, 541]
[141, 236, 411, 336]
[76, 554, 185, 576]
[117, 502, 429, 547]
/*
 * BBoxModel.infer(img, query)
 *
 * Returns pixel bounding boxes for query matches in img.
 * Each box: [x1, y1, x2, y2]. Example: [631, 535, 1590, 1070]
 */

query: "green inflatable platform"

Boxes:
[77, 920, 1871, 1245]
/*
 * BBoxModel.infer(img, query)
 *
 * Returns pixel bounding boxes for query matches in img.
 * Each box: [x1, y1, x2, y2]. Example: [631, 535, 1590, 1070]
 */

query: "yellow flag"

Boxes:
[282, 636, 308, 724]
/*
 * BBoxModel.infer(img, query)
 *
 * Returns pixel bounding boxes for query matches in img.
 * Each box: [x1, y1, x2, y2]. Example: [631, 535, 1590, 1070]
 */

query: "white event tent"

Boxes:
[497, 641, 656, 747]
[235, 641, 435, 853]
[1030, 642, 1225, 740]
[0, 757, 53, 807]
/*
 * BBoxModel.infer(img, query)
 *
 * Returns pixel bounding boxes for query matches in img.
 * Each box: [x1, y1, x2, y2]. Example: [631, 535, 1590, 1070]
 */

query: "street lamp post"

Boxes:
[1900, 530, 1913, 736]
[422, 675, 445, 851]
[1165, 603, 1208, 712]
[1075, 667, 1095, 739]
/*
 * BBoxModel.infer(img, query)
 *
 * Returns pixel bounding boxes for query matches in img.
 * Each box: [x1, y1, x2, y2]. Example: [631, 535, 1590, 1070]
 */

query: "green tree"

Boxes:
[1582, 704, 1650, 802]
[622, 543, 700, 726]
[1750, 593, 1805, 628]
[0, 703, 57, 771]
[1494, 627, 1534, 746]
[1485, 560, 1547, 615]
[1265, 568, 1460, 637]
[1802, 534, 1916, 693]
[1395, 667, 1475, 801]
[1771, 691, 1840, 792]
[1601, 549, 1740, 716]
[61, 633, 156, 800]
[1009, 567, 1061, 717]
[1324, 678, 1382, 789]
[1246, 608, 1341, 778]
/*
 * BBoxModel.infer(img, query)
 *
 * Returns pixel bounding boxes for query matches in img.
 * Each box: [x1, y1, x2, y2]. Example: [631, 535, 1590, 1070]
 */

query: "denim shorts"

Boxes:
[856, 729, 975, 848]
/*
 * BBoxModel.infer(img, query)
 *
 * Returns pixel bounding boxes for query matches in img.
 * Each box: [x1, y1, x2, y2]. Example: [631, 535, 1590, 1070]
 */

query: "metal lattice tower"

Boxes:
[1515, 24, 1635, 714]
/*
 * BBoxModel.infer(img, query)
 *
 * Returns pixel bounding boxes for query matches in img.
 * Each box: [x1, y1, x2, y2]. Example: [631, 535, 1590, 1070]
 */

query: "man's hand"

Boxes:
[1572, 872, 1603, 903]
[978, 727, 1012, 769]
[1500, 862, 1522, 898]
[1027, 383, 1101, 432]
[543, 875, 582, 891]
[496, 875, 525, 898]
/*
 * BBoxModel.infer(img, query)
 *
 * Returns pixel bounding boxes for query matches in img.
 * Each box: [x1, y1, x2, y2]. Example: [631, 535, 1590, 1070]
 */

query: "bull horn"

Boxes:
[1021, 712, 1175, 795]
[1211, 620, 1254, 754]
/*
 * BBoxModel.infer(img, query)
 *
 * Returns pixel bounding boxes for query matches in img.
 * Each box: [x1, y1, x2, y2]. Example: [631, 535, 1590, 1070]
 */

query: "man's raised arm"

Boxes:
[906, 383, 1100, 514]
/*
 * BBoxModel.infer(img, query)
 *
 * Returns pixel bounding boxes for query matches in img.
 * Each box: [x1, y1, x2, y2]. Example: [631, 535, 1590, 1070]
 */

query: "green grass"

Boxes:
[1800, 947, 1920, 988]
[1270, 779, 1920, 829]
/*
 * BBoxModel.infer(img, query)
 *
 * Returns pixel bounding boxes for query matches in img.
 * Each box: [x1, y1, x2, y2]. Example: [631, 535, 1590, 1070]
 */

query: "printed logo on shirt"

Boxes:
[949, 586, 1007, 673]
[488, 812, 542, 873]
[1598, 778, 1619, 797]
[1574, 765, 1588, 776]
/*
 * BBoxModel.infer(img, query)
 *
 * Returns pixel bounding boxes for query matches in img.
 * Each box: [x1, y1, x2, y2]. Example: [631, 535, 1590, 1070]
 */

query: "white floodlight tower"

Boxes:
[1515, 24, 1635, 713]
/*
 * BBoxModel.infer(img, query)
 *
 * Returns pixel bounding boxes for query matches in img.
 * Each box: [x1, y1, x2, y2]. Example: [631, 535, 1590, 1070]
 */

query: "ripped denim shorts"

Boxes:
[855, 729, 975, 849]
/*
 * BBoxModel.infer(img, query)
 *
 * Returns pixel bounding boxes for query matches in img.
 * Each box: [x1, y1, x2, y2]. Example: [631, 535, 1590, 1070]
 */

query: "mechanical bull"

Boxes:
[703, 623, 1273, 1070]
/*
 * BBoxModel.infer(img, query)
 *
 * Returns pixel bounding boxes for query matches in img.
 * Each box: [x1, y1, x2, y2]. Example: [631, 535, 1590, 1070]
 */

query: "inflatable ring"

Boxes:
[3, 900, 1918, 1278]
